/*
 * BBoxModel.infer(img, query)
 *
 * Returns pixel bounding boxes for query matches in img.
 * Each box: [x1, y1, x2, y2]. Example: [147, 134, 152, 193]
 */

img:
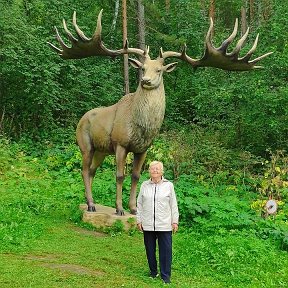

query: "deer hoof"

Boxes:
[87, 205, 96, 212]
[130, 208, 137, 215]
[116, 209, 125, 216]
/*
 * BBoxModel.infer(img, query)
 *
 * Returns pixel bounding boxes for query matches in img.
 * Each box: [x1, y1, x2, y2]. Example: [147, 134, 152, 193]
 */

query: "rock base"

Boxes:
[79, 204, 136, 231]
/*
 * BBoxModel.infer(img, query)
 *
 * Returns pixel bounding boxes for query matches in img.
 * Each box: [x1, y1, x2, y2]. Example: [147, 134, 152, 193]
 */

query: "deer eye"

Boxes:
[156, 68, 161, 73]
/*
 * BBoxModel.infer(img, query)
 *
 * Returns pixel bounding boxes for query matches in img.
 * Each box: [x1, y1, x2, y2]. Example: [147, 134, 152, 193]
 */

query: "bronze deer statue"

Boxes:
[48, 10, 272, 215]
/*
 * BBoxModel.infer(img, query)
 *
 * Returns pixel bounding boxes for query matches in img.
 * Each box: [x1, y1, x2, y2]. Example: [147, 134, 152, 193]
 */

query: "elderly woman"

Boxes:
[136, 161, 179, 284]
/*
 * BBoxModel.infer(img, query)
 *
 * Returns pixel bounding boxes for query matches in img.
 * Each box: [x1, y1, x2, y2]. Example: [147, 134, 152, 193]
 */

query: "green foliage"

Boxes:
[163, 0, 288, 155]
[1, 0, 287, 158]
[146, 127, 263, 185]
[256, 150, 288, 199]
[0, 138, 84, 251]
[127, 217, 138, 236]
[1, 1, 287, 285]
[144, 130, 288, 250]
[0, 137, 12, 174]
[104, 220, 125, 237]
[175, 176, 255, 229]
[0, 0, 123, 139]
[175, 229, 288, 287]
[0, 135, 288, 287]
[2, 126, 287, 251]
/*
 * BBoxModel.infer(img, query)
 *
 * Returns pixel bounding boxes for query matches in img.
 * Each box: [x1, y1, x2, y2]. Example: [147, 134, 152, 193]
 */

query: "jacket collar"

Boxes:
[148, 176, 167, 184]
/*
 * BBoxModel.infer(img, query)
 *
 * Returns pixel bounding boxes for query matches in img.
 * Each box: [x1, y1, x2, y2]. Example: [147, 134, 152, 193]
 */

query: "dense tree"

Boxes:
[0, 0, 287, 156]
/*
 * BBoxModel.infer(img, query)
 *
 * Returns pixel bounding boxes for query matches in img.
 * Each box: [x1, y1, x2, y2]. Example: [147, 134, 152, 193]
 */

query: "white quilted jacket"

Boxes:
[136, 178, 179, 231]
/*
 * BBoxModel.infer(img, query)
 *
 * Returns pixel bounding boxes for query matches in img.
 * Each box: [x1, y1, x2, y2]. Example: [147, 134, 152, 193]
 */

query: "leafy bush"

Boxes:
[174, 228, 288, 286]
[254, 150, 288, 200]
[175, 175, 257, 230]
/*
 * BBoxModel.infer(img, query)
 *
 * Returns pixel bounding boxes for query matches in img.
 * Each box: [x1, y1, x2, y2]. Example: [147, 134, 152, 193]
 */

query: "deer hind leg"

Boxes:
[81, 148, 96, 212]
[81, 147, 105, 212]
[115, 145, 128, 216]
[89, 151, 106, 207]
[77, 133, 105, 212]
[129, 152, 147, 215]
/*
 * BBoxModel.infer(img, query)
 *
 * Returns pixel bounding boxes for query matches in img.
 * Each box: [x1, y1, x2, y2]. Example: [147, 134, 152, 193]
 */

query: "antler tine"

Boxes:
[47, 41, 62, 54]
[147, 46, 150, 55]
[54, 26, 69, 51]
[160, 44, 199, 66]
[48, 9, 146, 60]
[47, 27, 65, 54]
[72, 11, 90, 42]
[239, 33, 260, 62]
[229, 27, 250, 58]
[159, 47, 163, 58]
[205, 17, 215, 53]
[181, 44, 188, 58]
[218, 18, 238, 53]
[160, 17, 271, 71]
[63, 18, 77, 43]
[93, 9, 103, 40]
[248, 51, 273, 66]
[144, 46, 150, 55]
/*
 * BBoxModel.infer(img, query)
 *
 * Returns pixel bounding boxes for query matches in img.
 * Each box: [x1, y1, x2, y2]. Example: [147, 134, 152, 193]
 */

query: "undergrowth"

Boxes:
[0, 134, 287, 287]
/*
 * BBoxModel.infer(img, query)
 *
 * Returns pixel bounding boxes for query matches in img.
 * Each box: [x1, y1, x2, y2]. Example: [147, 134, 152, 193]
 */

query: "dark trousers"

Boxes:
[143, 231, 172, 282]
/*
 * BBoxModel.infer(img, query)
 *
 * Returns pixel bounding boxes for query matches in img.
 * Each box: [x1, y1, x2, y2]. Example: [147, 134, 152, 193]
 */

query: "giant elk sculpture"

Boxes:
[49, 10, 271, 215]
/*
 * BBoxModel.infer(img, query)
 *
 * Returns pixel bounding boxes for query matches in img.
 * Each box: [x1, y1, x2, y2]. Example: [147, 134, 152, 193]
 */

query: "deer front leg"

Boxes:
[129, 152, 147, 215]
[115, 145, 128, 216]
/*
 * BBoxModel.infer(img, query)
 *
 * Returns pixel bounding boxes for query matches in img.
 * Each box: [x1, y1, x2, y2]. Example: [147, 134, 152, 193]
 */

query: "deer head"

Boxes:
[129, 54, 177, 90]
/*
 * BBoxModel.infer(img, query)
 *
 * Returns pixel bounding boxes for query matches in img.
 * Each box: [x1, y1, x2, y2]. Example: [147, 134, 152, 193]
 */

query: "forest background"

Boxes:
[0, 0, 288, 287]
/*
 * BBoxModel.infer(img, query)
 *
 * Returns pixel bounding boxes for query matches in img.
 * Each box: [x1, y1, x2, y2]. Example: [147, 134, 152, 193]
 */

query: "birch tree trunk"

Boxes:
[122, 0, 129, 94]
[137, 0, 145, 80]
[111, 0, 120, 37]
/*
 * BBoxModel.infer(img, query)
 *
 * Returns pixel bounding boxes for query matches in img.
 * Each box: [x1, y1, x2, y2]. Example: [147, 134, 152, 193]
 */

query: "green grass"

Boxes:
[0, 141, 287, 287]
[1, 222, 287, 287]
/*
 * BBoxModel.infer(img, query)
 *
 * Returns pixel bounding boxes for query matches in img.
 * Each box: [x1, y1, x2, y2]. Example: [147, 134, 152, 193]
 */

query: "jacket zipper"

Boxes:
[153, 185, 156, 231]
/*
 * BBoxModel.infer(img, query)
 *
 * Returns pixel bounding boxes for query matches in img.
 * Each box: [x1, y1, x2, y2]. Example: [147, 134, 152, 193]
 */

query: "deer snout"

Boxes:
[141, 77, 151, 86]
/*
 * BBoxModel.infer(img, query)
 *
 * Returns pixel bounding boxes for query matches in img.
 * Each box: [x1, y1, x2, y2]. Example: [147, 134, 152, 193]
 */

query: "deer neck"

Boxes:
[131, 81, 165, 132]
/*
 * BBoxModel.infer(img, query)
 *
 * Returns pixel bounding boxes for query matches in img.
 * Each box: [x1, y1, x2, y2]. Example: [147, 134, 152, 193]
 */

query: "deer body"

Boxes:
[76, 57, 175, 214]
[49, 9, 271, 215]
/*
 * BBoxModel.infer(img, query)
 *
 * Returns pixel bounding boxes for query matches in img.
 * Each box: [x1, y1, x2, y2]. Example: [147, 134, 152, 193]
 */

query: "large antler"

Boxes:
[48, 10, 145, 60]
[161, 18, 272, 71]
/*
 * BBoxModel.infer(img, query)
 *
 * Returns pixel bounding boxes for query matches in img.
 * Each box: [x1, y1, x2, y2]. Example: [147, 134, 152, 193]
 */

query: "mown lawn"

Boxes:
[1, 219, 288, 288]
[0, 144, 287, 287]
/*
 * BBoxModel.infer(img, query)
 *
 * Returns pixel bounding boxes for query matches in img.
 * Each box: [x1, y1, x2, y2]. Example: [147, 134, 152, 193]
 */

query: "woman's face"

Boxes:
[149, 164, 163, 180]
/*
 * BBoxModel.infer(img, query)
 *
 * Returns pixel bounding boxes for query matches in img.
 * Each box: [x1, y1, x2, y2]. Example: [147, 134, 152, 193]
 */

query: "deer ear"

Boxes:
[164, 62, 178, 73]
[128, 58, 143, 69]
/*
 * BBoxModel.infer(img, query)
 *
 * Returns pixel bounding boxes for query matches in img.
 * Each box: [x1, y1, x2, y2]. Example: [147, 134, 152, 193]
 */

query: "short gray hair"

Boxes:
[149, 161, 164, 171]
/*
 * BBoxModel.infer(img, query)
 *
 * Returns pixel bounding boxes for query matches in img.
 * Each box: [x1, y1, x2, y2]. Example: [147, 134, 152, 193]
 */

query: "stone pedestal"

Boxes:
[79, 204, 136, 231]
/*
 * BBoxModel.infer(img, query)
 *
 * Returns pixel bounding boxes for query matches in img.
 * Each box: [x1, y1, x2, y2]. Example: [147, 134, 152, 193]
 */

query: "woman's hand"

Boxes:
[137, 223, 143, 232]
[172, 223, 178, 233]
